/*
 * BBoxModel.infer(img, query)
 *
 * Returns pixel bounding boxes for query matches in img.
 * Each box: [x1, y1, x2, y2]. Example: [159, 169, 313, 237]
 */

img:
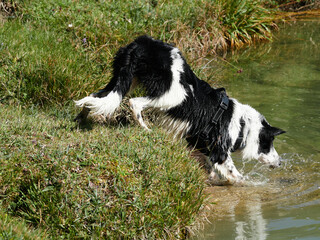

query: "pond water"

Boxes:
[195, 20, 320, 239]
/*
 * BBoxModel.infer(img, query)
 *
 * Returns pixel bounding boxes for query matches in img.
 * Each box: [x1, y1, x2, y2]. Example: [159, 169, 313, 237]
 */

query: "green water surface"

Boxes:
[197, 20, 320, 240]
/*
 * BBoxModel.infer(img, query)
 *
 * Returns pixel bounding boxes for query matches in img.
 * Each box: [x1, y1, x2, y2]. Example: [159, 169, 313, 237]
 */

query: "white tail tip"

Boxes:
[74, 91, 122, 117]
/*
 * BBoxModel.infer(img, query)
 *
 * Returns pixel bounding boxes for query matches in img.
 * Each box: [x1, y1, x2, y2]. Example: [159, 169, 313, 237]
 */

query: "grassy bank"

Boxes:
[0, 0, 316, 239]
[0, 104, 206, 239]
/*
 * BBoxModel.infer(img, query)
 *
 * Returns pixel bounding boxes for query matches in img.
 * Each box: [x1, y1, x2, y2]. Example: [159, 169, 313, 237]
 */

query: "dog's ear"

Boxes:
[270, 127, 286, 136]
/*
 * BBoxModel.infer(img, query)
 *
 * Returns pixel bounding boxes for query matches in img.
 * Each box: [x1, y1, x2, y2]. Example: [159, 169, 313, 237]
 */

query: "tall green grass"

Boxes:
[215, 0, 276, 48]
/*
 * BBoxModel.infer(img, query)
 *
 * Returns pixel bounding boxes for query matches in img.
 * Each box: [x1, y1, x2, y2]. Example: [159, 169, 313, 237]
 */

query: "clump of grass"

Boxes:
[215, 0, 277, 49]
[0, 104, 206, 239]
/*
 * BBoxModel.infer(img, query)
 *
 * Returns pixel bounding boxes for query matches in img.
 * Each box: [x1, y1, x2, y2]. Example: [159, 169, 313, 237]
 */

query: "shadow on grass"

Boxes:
[72, 110, 133, 132]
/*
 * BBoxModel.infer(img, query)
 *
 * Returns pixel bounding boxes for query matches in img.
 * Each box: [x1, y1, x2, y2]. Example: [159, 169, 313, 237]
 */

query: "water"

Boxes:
[196, 20, 320, 239]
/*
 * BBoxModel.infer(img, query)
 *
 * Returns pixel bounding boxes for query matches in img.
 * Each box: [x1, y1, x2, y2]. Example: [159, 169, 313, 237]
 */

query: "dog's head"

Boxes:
[256, 120, 285, 167]
[239, 107, 285, 168]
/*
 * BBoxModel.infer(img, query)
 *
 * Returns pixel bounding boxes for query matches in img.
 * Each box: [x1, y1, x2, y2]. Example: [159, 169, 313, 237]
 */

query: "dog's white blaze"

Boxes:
[75, 90, 122, 117]
[259, 147, 280, 166]
[149, 48, 187, 109]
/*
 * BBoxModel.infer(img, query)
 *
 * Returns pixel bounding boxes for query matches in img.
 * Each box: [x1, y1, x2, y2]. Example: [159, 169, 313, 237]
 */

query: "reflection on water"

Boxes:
[195, 20, 320, 239]
[231, 200, 267, 240]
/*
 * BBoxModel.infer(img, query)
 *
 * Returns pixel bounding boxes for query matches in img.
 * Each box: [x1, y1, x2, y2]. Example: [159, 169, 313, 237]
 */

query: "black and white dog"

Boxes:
[75, 35, 285, 183]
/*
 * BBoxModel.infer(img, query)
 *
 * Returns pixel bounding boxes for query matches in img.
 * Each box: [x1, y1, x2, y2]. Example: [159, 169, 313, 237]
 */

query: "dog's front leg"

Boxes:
[214, 155, 243, 183]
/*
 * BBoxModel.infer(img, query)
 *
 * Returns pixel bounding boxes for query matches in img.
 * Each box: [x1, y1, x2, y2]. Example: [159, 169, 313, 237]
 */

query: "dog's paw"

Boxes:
[225, 170, 245, 184]
[208, 170, 220, 182]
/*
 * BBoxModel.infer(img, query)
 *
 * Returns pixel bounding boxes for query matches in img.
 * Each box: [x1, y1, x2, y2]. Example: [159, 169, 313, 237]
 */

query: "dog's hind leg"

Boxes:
[129, 97, 151, 130]
[129, 84, 187, 131]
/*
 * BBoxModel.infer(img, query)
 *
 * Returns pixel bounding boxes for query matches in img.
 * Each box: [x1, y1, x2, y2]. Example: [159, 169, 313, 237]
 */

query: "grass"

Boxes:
[0, 0, 304, 238]
[0, 210, 49, 240]
[215, 0, 277, 48]
[0, 104, 206, 239]
[0, 0, 280, 106]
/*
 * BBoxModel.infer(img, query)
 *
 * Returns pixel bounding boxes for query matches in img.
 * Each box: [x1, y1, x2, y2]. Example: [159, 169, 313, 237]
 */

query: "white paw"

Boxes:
[208, 170, 220, 182]
[225, 169, 244, 184]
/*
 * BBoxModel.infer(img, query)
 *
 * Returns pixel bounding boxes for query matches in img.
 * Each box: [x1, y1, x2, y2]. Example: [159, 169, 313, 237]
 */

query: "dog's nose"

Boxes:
[269, 160, 281, 169]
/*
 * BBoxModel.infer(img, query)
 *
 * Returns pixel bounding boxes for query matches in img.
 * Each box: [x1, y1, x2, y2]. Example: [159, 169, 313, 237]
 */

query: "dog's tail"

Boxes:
[74, 41, 139, 117]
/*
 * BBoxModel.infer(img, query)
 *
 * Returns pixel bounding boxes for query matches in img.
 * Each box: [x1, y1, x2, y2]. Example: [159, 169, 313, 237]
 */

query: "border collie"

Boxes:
[75, 35, 285, 183]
